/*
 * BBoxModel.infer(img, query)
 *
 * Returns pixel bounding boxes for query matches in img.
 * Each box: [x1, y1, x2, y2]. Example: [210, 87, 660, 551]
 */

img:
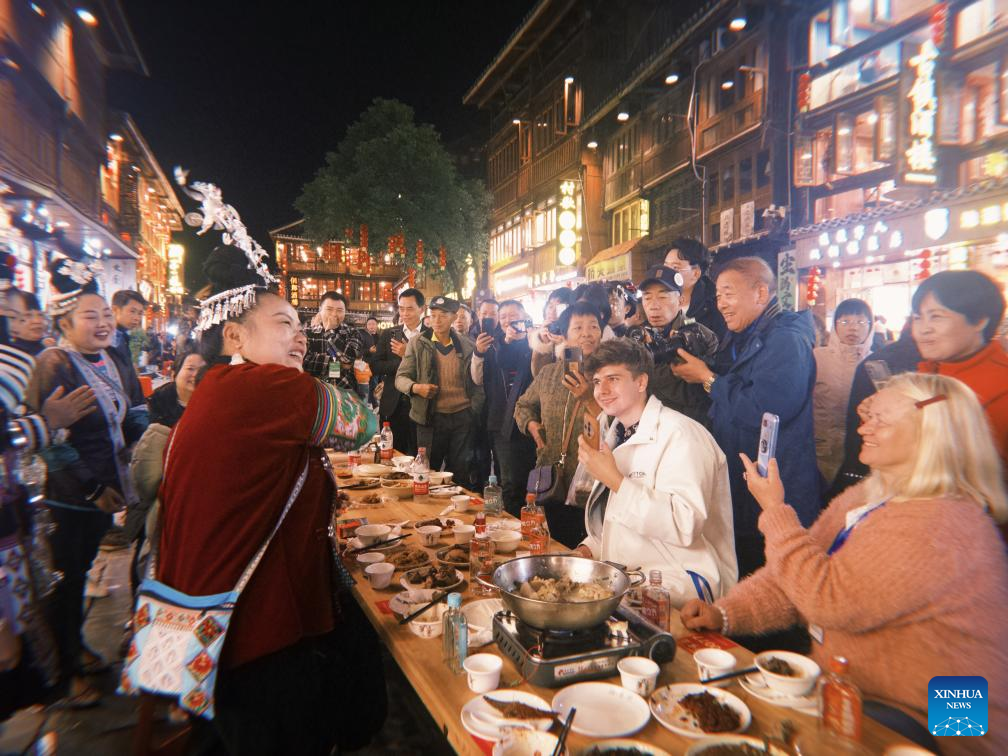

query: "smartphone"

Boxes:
[582, 411, 600, 450]
[511, 320, 527, 333]
[757, 412, 780, 478]
[864, 360, 892, 390]
[480, 317, 496, 335]
[555, 303, 567, 319]
[563, 346, 583, 378]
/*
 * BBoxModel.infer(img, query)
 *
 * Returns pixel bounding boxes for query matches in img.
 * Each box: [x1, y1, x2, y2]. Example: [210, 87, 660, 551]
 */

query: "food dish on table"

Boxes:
[401, 565, 463, 590]
[517, 576, 614, 602]
[683, 736, 790, 755]
[580, 742, 673, 756]
[460, 690, 554, 742]
[436, 544, 470, 568]
[761, 657, 796, 676]
[386, 548, 430, 570]
[650, 684, 750, 739]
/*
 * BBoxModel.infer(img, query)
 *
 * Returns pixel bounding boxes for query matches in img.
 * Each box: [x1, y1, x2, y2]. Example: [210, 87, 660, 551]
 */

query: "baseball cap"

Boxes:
[429, 296, 460, 314]
[638, 265, 684, 293]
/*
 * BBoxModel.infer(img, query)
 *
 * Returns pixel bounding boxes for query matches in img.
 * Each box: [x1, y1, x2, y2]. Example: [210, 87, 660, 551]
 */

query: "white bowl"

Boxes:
[417, 525, 442, 546]
[755, 651, 821, 697]
[429, 471, 454, 485]
[490, 530, 521, 553]
[452, 494, 473, 512]
[453, 523, 476, 544]
[493, 730, 562, 756]
[355, 523, 391, 546]
[364, 561, 395, 589]
[379, 479, 414, 499]
[409, 603, 448, 638]
[392, 455, 414, 470]
[356, 552, 386, 568]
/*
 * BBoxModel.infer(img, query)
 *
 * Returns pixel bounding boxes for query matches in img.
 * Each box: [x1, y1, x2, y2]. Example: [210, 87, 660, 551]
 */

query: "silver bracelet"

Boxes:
[717, 605, 729, 635]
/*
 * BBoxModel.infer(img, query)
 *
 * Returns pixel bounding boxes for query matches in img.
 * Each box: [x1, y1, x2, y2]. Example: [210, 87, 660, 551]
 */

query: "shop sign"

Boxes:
[900, 39, 939, 185]
[741, 202, 755, 238]
[720, 208, 734, 244]
[777, 250, 798, 311]
[493, 262, 531, 296]
[558, 180, 578, 266]
[167, 243, 185, 296]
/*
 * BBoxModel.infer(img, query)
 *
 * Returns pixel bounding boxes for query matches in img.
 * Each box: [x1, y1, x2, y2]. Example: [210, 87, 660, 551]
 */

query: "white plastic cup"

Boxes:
[463, 653, 503, 693]
[453, 524, 476, 544]
[451, 494, 472, 512]
[364, 561, 395, 589]
[356, 552, 385, 569]
[617, 655, 660, 697]
[694, 648, 737, 687]
[417, 525, 442, 547]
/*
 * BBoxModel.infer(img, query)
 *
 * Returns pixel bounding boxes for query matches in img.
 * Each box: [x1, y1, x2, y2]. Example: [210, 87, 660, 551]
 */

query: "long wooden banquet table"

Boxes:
[334, 462, 915, 755]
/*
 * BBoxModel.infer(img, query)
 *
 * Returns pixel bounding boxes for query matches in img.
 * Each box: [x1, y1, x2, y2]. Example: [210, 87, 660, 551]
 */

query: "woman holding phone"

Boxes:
[681, 372, 1008, 754]
[514, 301, 604, 546]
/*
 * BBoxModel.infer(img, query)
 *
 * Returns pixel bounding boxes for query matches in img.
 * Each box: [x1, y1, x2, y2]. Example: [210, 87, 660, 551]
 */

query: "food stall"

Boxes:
[333, 454, 915, 755]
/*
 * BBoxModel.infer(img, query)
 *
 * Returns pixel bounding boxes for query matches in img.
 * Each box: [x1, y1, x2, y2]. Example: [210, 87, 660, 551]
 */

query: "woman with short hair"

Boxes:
[515, 301, 604, 545]
[682, 372, 1008, 754]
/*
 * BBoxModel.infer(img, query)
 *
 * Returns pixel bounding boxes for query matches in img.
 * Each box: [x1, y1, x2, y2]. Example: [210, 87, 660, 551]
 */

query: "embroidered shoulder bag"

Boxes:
[117, 447, 308, 719]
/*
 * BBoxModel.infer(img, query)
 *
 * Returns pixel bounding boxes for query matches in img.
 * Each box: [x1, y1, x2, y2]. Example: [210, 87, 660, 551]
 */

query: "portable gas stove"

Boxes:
[492, 606, 677, 687]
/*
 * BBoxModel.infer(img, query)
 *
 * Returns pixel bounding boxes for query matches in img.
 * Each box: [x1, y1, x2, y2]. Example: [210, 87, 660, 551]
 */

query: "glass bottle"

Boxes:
[641, 570, 672, 631]
[379, 422, 394, 461]
[442, 592, 467, 674]
[520, 493, 539, 540]
[411, 447, 430, 499]
[527, 510, 550, 556]
[483, 473, 503, 516]
[470, 512, 496, 596]
[819, 655, 863, 742]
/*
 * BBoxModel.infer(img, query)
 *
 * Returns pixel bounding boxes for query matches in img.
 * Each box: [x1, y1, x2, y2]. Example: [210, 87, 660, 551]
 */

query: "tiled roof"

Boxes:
[791, 176, 1008, 237]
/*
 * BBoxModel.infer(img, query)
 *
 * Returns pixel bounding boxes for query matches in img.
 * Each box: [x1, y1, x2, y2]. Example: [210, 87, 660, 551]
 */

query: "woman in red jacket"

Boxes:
[156, 180, 380, 753]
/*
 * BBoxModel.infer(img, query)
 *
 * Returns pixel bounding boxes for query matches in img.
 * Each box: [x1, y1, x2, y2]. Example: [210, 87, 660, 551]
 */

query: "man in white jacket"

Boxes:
[573, 339, 738, 605]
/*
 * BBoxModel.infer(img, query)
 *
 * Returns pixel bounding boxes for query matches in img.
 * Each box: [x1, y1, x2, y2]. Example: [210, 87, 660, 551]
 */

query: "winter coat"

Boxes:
[395, 330, 484, 425]
[581, 396, 738, 604]
[813, 332, 873, 483]
[473, 336, 533, 438]
[708, 299, 821, 577]
[127, 422, 171, 543]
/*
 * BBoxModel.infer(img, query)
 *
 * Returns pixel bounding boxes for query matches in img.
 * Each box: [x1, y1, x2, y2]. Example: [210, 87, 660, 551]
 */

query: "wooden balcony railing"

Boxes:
[697, 90, 765, 157]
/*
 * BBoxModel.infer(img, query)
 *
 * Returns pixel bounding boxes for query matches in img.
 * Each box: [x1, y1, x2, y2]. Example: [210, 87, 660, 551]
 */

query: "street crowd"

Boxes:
[1, 227, 1007, 754]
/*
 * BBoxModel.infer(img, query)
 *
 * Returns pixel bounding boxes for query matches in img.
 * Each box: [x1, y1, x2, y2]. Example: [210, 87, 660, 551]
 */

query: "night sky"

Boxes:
[110, 0, 538, 290]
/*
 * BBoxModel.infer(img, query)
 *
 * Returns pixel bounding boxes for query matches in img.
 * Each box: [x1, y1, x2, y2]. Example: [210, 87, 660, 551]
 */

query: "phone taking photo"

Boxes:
[480, 318, 496, 335]
[582, 411, 600, 450]
[757, 412, 780, 478]
[563, 346, 583, 379]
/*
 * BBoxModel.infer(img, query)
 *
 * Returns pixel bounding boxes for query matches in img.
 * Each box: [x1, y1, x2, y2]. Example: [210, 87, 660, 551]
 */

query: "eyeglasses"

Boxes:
[837, 319, 869, 327]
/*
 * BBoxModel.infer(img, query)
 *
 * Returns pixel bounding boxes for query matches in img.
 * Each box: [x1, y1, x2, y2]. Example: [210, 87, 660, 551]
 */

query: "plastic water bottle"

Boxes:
[442, 592, 467, 674]
[483, 473, 503, 516]
[412, 447, 430, 499]
[380, 422, 394, 461]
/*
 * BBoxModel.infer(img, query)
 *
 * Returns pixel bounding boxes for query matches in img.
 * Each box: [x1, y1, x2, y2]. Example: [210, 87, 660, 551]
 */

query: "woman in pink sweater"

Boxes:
[683, 372, 1008, 755]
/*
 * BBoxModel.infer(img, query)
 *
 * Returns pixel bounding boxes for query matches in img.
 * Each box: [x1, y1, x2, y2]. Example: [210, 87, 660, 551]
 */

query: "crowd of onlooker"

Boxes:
[2, 234, 1007, 754]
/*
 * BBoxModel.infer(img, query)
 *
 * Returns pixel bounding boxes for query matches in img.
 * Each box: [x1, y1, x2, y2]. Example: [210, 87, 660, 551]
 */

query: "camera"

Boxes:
[628, 322, 716, 365]
[510, 318, 534, 333]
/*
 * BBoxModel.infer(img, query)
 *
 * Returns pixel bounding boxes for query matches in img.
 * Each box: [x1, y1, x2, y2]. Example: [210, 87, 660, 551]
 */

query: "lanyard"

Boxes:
[827, 501, 888, 555]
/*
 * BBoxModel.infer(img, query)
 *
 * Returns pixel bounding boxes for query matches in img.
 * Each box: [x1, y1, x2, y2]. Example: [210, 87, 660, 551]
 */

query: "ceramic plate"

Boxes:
[650, 683, 751, 739]
[576, 740, 673, 756]
[461, 598, 504, 647]
[684, 735, 790, 755]
[346, 525, 403, 552]
[436, 544, 470, 569]
[355, 463, 394, 476]
[552, 682, 651, 739]
[739, 673, 818, 714]
[388, 589, 439, 617]
[399, 567, 464, 592]
[461, 690, 554, 742]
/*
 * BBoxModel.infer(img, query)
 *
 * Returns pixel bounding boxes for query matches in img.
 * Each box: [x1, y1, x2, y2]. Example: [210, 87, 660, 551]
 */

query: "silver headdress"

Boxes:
[174, 167, 279, 332]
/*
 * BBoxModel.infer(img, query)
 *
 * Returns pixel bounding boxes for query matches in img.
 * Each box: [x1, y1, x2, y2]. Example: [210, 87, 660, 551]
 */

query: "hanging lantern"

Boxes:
[358, 248, 368, 267]
[917, 249, 932, 280]
[439, 244, 447, 270]
[360, 224, 368, 251]
[408, 269, 416, 287]
[333, 243, 343, 264]
[416, 239, 424, 265]
[344, 227, 354, 245]
[796, 72, 811, 113]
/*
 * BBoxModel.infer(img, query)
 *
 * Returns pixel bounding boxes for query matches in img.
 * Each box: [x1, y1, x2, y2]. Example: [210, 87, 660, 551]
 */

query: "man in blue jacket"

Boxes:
[674, 256, 820, 578]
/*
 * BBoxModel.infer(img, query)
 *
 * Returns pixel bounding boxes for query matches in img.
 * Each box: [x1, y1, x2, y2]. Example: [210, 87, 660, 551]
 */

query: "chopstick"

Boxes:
[701, 666, 758, 685]
[346, 534, 410, 554]
[552, 707, 575, 756]
[398, 590, 447, 625]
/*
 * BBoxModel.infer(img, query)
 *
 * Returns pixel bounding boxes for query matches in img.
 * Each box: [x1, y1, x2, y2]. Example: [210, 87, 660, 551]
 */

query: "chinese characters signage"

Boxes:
[902, 39, 939, 185]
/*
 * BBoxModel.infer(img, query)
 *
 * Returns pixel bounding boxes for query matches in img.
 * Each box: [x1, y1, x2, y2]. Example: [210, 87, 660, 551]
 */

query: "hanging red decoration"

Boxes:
[805, 266, 821, 307]
[358, 248, 368, 267]
[333, 243, 343, 264]
[930, 2, 948, 47]
[916, 249, 932, 280]
[439, 244, 447, 270]
[344, 228, 354, 245]
[408, 269, 416, 287]
[416, 239, 424, 265]
[796, 72, 811, 113]
[360, 224, 368, 251]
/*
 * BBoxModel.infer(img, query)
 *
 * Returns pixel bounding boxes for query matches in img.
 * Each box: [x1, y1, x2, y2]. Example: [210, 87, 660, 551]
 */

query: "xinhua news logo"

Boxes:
[928, 676, 988, 738]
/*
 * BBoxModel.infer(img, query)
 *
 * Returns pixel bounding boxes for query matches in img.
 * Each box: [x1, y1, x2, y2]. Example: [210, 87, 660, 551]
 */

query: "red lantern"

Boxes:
[360, 224, 368, 251]
[333, 243, 343, 264]
[439, 245, 447, 270]
[806, 266, 821, 306]
[416, 239, 424, 265]
[797, 72, 811, 113]
[344, 228, 354, 245]
[408, 269, 416, 287]
[917, 249, 932, 280]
